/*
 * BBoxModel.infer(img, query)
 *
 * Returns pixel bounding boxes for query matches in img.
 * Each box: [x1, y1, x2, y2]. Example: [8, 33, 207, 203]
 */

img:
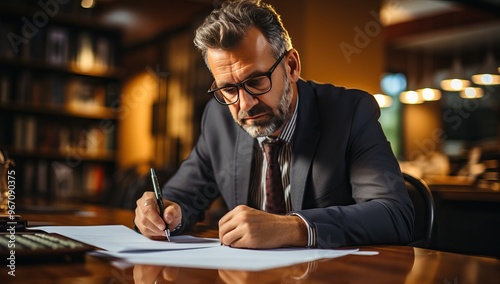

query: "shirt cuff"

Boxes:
[288, 212, 317, 248]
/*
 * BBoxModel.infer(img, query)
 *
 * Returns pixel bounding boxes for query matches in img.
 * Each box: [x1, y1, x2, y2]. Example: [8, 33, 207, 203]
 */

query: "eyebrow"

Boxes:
[216, 68, 269, 88]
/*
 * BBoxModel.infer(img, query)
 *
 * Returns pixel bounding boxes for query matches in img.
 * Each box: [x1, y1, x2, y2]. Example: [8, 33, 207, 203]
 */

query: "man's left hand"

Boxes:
[218, 205, 308, 249]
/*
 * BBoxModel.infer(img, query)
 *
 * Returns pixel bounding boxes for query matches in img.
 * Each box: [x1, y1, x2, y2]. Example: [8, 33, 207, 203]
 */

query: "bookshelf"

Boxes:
[0, 2, 122, 204]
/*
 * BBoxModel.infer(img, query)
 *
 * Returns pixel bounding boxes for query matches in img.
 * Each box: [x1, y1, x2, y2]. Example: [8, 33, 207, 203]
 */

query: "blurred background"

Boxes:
[0, 0, 499, 256]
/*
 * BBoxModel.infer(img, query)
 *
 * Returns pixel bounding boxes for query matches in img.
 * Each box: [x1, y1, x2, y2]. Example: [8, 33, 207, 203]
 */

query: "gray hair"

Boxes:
[194, 0, 293, 69]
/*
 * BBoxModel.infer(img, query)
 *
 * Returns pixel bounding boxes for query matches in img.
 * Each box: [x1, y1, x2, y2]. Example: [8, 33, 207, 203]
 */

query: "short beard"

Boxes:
[237, 74, 293, 138]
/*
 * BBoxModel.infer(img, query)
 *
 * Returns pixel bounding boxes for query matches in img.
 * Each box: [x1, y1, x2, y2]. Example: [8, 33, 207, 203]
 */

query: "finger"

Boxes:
[218, 206, 249, 242]
[223, 231, 243, 247]
[219, 217, 242, 246]
[142, 198, 167, 230]
[218, 211, 234, 242]
[163, 203, 178, 223]
[218, 208, 234, 226]
[163, 202, 182, 230]
[139, 218, 167, 238]
[135, 198, 167, 239]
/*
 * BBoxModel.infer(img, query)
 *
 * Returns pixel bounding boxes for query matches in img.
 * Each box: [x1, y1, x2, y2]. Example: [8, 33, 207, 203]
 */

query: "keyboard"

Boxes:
[0, 231, 95, 263]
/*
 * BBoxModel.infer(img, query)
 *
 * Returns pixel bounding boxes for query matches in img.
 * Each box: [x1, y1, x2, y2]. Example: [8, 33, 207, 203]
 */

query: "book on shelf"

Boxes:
[31, 76, 48, 104]
[51, 161, 75, 199]
[25, 116, 36, 151]
[83, 127, 99, 155]
[51, 75, 64, 105]
[66, 78, 109, 108]
[38, 122, 59, 151]
[46, 26, 69, 65]
[66, 78, 94, 107]
[0, 114, 7, 146]
[16, 70, 31, 103]
[59, 127, 71, 153]
[13, 115, 37, 151]
[95, 36, 111, 71]
[17, 26, 45, 61]
[36, 160, 48, 196]
[0, 74, 11, 103]
[0, 21, 16, 59]
[12, 116, 116, 156]
[30, 25, 46, 61]
[22, 160, 36, 201]
[106, 82, 120, 107]
[82, 164, 106, 196]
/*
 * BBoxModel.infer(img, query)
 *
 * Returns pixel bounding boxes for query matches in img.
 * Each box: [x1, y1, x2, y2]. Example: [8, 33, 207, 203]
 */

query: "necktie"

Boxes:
[262, 139, 286, 214]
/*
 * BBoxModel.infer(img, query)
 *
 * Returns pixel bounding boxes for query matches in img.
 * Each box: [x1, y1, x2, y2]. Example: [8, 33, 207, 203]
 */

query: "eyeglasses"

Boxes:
[208, 50, 289, 105]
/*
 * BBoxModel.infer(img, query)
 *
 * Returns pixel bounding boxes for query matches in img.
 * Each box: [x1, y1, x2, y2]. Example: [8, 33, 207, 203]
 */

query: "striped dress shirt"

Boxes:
[250, 96, 317, 247]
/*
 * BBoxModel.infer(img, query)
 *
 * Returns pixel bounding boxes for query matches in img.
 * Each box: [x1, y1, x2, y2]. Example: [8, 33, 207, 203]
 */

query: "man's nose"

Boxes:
[238, 88, 258, 111]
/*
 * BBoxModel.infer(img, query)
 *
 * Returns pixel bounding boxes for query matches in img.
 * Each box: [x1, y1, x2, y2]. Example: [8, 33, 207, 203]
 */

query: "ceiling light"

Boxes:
[400, 90, 424, 104]
[471, 51, 500, 85]
[81, 0, 95, 9]
[374, 94, 393, 108]
[416, 50, 441, 101]
[400, 53, 424, 104]
[417, 87, 441, 101]
[459, 87, 484, 99]
[440, 56, 470, 91]
[380, 73, 406, 96]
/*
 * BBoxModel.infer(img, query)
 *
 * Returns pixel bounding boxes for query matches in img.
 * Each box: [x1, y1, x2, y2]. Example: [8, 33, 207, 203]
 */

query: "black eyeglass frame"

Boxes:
[207, 50, 289, 105]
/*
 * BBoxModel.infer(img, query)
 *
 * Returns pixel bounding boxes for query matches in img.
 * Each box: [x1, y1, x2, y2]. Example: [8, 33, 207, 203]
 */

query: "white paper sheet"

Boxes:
[96, 246, 358, 271]
[33, 225, 359, 271]
[32, 225, 220, 252]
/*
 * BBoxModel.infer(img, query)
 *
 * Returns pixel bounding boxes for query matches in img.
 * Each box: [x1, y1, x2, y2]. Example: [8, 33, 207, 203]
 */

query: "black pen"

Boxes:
[150, 168, 170, 241]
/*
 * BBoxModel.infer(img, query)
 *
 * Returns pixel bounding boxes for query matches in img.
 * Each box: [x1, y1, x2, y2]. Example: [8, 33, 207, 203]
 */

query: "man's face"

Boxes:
[206, 28, 295, 138]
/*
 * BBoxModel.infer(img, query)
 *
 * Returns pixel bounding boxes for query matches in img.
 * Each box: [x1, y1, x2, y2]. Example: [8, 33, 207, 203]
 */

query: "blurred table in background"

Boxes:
[423, 175, 500, 257]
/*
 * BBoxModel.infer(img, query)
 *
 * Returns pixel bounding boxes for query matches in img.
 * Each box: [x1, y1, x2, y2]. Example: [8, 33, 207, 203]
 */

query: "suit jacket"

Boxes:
[163, 79, 414, 248]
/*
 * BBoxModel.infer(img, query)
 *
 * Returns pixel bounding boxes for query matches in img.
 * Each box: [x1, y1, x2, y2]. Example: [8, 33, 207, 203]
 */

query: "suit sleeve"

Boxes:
[160, 101, 221, 233]
[294, 94, 414, 248]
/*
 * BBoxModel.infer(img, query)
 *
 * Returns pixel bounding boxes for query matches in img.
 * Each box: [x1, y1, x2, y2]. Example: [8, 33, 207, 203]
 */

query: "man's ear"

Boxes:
[286, 49, 301, 82]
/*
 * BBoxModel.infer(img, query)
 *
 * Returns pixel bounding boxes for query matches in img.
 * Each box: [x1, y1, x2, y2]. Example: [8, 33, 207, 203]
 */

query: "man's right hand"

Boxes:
[134, 192, 182, 239]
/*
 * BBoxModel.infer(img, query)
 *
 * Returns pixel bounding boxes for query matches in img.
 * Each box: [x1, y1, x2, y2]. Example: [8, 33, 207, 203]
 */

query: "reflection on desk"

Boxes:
[2, 204, 499, 283]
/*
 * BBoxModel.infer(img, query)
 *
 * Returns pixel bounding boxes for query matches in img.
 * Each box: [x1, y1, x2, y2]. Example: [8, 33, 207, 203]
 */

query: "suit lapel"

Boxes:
[291, 80, 322, 211]
[233, 128, 255, 208]
[230, 80, 321, 211]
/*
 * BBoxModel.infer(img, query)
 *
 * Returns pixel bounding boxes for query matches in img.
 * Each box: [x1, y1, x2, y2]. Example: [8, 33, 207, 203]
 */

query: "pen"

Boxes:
[150, 168, 170, 241]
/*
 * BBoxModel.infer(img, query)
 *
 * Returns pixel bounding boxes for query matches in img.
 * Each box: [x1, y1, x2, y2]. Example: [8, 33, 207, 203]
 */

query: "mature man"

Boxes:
[135, 0, 414, 249]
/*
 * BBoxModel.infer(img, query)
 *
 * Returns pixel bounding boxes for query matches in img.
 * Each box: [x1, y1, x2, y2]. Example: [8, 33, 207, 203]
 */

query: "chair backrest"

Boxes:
[402, 172, 435, 248]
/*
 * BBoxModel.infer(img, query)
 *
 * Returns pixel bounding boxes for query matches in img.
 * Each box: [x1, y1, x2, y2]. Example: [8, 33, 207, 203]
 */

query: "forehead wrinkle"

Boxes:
[212, 55, 258, 86]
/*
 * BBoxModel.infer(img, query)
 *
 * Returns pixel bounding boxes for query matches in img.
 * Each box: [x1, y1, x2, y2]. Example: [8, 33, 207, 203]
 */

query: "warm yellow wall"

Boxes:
[268, 0, 384, 94]
[117, 71, 157, 168]
[118, 32, 202, 169]
[403, 102, 443, 160]
[165, 32, 195, 163]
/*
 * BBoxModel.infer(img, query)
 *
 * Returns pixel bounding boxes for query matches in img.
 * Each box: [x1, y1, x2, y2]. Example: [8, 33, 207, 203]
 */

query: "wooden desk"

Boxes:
[2, 205, 499, 283]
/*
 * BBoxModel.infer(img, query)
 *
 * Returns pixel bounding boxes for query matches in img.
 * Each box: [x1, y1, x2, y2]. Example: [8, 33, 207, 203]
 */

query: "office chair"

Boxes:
[402, 172, 435, 248]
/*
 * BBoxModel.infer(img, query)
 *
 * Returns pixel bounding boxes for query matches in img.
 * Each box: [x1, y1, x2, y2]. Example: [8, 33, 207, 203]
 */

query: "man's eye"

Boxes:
[246, 76, 268, 89]
[220, 87, 238, 96]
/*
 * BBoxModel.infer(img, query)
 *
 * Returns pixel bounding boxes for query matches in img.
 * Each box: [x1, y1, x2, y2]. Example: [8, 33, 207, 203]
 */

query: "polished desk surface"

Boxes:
[2, 204, 499, 284]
